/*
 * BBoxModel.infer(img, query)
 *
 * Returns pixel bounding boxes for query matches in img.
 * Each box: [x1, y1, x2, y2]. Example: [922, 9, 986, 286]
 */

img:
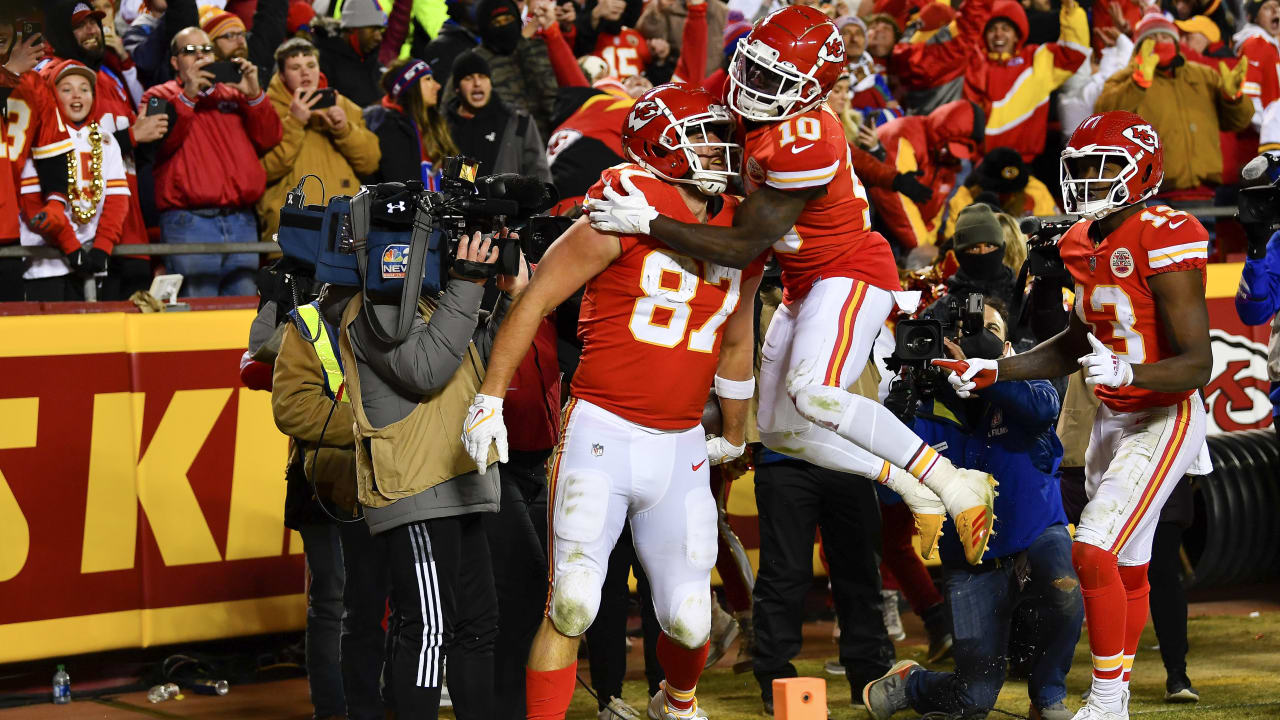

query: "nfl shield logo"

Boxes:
[592, 443, 604, 457]
[1088, 256, 1096, 273]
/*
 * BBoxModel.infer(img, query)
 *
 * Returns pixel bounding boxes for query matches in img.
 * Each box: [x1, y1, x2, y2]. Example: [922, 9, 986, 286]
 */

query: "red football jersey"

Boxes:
[742, 104, 899, 304]
[1059, 205, 1209, 413]
[0, 71, 73, 238]
[591, 29, 652, 78]
[572, 164, 765, 430]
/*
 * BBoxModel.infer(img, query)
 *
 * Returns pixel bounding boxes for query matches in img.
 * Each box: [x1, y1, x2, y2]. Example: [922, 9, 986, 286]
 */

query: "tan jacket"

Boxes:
[1095, 60, 1254, 190]
[272, 319, 358, 513]
[337, 294, 496, 508]
[257, 73, 382, 242]
[1055, 369, 1100, 469]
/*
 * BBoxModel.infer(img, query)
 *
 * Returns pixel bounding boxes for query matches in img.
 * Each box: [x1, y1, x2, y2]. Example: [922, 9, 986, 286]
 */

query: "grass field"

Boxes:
[558, 609, 1280, 719]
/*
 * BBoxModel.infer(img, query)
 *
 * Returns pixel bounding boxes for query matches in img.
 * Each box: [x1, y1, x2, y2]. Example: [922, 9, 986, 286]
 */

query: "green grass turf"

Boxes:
[546, 611, 1280, 719]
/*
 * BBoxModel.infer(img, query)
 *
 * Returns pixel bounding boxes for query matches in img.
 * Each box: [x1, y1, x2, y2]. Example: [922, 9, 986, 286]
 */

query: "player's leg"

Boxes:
[630, 425, 719, 719]
[526, 400, 631, 720]
[772, 277, 996, 562]
[1073, 398, 1206, 718]
[758, 290, 944, 530]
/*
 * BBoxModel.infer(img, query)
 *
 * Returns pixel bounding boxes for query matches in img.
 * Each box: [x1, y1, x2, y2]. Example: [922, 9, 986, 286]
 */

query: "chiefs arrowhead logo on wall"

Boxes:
[628, 100, 662, 132]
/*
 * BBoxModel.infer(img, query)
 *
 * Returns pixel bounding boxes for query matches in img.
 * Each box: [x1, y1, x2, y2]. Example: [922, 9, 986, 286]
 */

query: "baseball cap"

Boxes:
[70, 2, 106, 27]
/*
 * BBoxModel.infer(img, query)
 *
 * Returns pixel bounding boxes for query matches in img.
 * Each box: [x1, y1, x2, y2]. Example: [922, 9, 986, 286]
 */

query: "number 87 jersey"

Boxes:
[571, 164, 767, 430]
[1058, 204, 1210, 413]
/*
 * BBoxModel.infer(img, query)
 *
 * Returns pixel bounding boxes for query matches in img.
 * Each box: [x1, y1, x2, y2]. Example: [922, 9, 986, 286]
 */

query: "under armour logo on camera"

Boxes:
[485, 132, 496, 142]
[387, 201, 406, 213]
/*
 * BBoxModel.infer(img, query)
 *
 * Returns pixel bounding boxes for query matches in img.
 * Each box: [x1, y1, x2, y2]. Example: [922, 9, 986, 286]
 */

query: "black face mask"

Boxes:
[958, 329, 1004, 360]
[482, 18, 521, 54]
[957, 246, 1006, 280]
[598, 16, 625, 34]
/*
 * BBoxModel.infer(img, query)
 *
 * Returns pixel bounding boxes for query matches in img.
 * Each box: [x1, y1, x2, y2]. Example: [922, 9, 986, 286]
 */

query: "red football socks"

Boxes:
[1119, 562, 1151, 684]
[526, 662, 577, 720]
[656, 633, 709, 712]
[1073, 541, 1127, 711]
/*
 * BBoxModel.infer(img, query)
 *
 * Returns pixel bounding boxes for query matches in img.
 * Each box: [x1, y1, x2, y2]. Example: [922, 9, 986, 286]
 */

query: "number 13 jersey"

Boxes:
[572, 164, 765, 430]
[1058, 205, 1209, 413]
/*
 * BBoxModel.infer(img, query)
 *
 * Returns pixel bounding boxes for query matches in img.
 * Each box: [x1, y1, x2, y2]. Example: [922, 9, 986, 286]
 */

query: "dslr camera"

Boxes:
[884, 292, 987, 423]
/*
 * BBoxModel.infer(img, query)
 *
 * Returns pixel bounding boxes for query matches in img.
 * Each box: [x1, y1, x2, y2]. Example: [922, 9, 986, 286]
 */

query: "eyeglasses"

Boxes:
[217, 31, 246, 42]
[177, 44, 214, 56]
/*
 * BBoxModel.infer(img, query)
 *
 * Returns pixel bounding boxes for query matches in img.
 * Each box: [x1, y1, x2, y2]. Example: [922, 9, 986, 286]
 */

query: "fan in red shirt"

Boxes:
[586, 6, 1001, 566]
[937, 112, 1213, 720]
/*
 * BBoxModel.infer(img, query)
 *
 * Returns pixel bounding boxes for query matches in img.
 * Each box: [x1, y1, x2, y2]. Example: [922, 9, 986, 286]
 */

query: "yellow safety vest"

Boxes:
[294, 302, 349, 403]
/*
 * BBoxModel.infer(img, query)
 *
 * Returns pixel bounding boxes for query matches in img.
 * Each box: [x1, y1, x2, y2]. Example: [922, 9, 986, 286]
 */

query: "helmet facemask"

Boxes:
[728, 39, 823, 122]
[627, 101, 741, 196]
[1060, 148, 1147, 220]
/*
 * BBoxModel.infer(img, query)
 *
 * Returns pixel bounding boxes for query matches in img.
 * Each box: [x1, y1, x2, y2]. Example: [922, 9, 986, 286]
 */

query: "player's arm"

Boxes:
[996, 309, 1092, 381]
[712, 273, 762, 448]
[1129, 269, 1212, 391]
[649, 186, 818, 269]
[477, 218, 621, 399]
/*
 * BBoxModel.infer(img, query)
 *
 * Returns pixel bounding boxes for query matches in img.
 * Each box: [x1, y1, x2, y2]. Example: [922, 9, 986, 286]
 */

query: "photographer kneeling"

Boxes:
[337, 230, 528, 719]
[865, 297, 1083, 720]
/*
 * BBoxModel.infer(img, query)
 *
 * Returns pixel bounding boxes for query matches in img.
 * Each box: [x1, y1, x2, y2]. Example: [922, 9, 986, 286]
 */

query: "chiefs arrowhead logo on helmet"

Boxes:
[818, 30, 845, 66]
[627, 100, 662, 132]
[1121, 123, 1159, 153]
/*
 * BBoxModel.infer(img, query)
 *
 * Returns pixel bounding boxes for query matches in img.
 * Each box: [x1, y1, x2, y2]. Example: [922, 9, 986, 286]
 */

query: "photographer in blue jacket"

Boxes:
[1233, 151, 1280, 441]
[864, 295, 1083, 720]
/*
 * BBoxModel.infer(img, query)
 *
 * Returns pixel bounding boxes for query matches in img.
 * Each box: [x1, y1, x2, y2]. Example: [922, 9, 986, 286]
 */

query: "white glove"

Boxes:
[461, 394, 508, 474]
[1079, 332, 1134, 388]
[585, 174, 658, 235]
[705, 436, 745, 466]
[932, 357, 999, 398]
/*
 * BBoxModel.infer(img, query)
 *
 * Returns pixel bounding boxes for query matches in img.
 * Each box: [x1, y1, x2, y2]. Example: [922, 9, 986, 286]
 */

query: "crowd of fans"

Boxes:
[0, 0, 1274, 301]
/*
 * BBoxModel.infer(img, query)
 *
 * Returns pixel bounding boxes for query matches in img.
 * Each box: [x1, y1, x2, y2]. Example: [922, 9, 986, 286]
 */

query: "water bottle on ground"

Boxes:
[52, 665, 70, 704]
[147, 683, 180, 703]
[189, 679, 229, 696]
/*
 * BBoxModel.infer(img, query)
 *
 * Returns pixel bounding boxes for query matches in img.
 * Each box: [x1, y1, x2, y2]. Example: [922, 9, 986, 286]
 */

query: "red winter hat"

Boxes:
[987, 0, 1029, 42]
[1133, 10, 1179, 44]
[288, 0, 317, 33]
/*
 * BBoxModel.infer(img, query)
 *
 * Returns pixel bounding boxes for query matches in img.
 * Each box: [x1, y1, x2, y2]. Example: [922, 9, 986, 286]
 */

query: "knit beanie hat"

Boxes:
[451, 50, 492, 87]
[953, 204, 1005, 251]
[200, 6, 246, 39]
[287, 0, 318, 34]
[723, 18, 752, 59]
[1133, 11, 1179, 44]
[835, 15, 867, 34]
[340, 0, 389, 29]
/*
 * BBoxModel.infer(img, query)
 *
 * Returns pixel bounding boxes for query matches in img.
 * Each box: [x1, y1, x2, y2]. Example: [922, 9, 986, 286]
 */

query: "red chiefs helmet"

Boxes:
[727, 6, 845, 122]
[621, 83, 739, 196]
[1061, 111, 1165, 220]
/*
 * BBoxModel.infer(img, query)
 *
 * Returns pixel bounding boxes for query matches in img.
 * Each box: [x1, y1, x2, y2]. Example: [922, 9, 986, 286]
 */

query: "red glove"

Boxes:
[240, 351, 275, 391]
[931, 357, 999, 397]
[916, 2, 957, 31]
[27, 200, 81, 252]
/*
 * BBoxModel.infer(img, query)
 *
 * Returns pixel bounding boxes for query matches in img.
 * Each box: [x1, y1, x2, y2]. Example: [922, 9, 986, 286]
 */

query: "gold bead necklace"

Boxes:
[66, 123, 106, 225]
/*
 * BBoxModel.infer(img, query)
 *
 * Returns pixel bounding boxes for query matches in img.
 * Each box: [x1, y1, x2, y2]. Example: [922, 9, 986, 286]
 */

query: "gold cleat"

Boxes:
[951, 477, 997, 564]
[914, 513, 944, 560]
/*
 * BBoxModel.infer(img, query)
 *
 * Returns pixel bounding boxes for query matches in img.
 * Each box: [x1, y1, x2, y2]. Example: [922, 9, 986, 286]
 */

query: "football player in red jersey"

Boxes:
[935, 111, 1213, 720]
[462, 84, 763, 720]
[585, 5, 1000, 564]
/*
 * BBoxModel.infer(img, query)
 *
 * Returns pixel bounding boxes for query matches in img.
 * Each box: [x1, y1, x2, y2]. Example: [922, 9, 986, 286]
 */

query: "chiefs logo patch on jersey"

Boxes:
[1110, 248, 1134, 278]
[1121, 124, 1159, 153]
[627, 101, 662, 132]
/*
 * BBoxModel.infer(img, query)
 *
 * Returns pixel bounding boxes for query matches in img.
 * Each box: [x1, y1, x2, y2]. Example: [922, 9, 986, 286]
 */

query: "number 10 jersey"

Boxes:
[571, 164, 765, 430]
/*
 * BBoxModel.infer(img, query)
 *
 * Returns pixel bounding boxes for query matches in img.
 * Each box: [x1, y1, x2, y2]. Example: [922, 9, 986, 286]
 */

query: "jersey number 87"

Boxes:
[629, 251, 742, 353]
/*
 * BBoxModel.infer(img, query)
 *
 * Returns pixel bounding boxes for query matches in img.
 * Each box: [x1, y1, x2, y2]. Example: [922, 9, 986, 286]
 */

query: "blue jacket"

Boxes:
[914, 378, 1066, 565]
[1234, 230, 1280, 417]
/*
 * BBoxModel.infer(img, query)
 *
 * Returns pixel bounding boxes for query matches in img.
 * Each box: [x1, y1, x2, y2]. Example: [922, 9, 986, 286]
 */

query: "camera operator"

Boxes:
[864, 297, 1082, 720]
[1233, 151, 1280, 443]
[336, 229, 529, 719]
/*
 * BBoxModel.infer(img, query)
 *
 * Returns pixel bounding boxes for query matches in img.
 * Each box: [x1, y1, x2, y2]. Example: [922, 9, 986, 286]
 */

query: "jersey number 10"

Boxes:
[629, 251, 742, 353]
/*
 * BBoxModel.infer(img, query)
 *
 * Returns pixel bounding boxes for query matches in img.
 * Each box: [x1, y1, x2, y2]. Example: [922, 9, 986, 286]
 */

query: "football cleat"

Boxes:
[647, 683, 707, 720]
[922, 461, 998, 565]
[881, 466, 945, 560]
[862, 659, 920, 719]
[1070, 690, 1130, 720]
